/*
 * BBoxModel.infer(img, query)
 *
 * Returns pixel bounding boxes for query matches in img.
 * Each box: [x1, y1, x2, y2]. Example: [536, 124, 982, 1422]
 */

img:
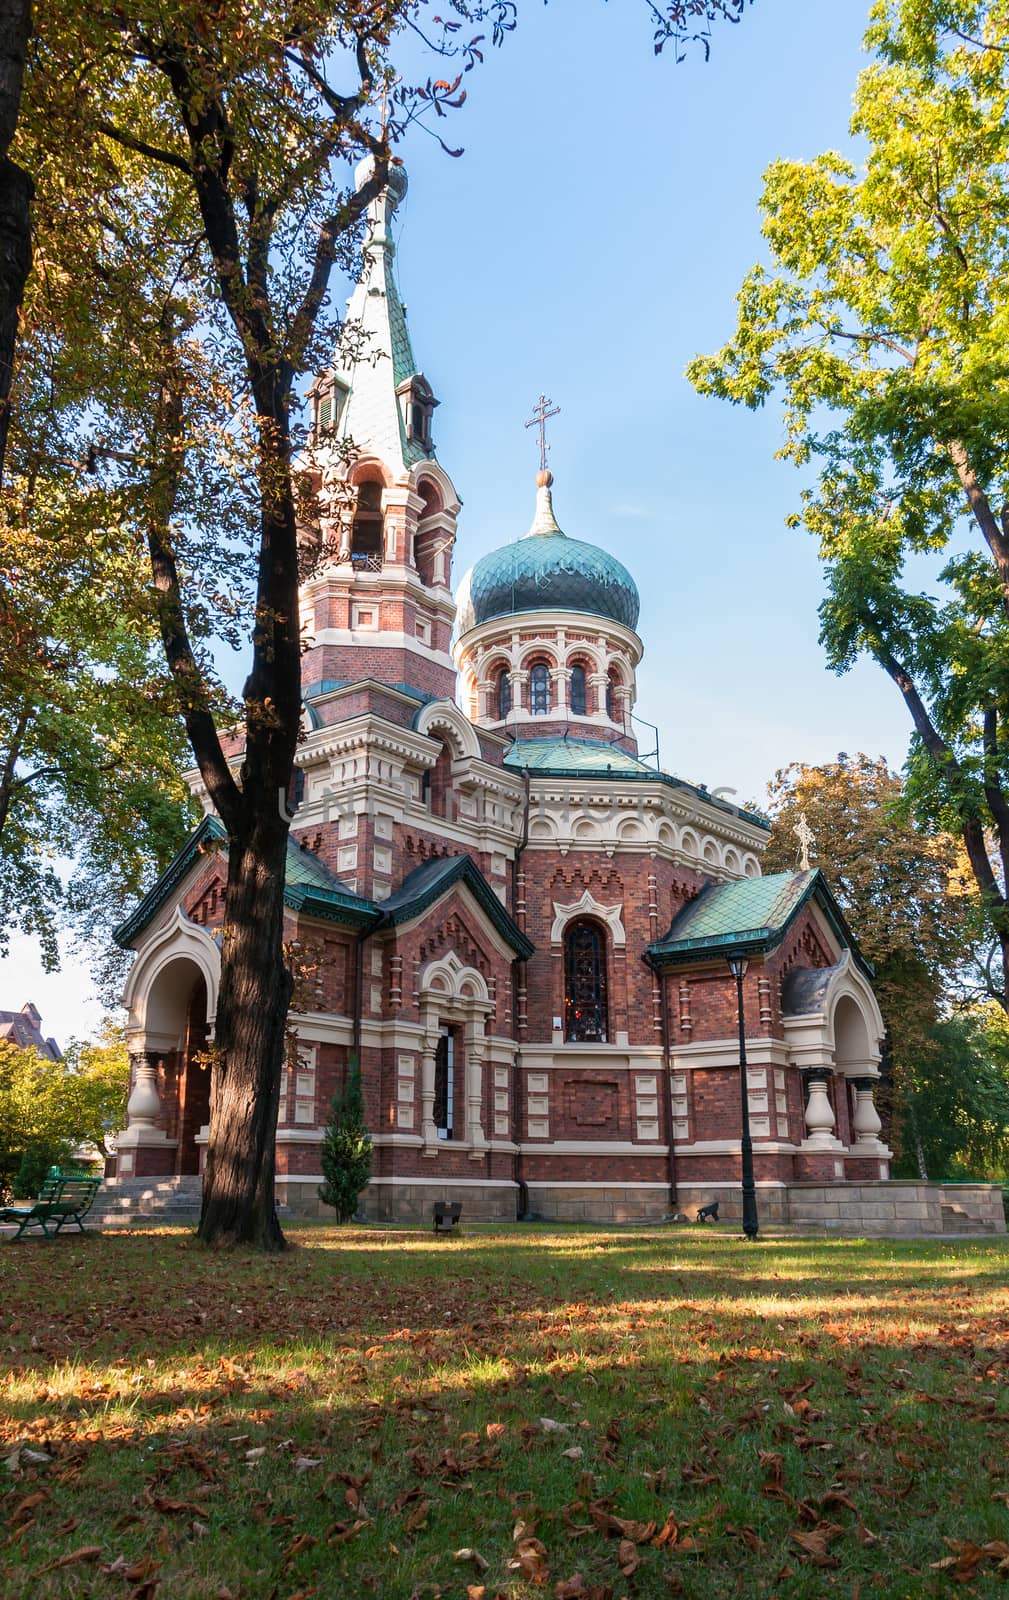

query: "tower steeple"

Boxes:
[299, 160, 461, 716]
[310, 158, 438, 471]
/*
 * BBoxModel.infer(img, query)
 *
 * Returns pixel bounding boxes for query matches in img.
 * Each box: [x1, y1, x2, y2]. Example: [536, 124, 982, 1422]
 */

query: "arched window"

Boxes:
[569, 664, 587, 716]
[351, 480, 383, 567]
[433, 1027, 456, 1138]
[564, 919, 609, 1043]
[496, 667, 512, 719]
[530, 662, 551, 716]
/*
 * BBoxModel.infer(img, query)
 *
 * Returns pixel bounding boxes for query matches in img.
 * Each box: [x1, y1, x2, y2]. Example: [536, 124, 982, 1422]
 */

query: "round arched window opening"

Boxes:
[530, 662, 551, 716]
[351, 479, 384, 567]
[564, 918, 609, 1043]
[569, 663, 587, 717]
[496, 667, 512, 719]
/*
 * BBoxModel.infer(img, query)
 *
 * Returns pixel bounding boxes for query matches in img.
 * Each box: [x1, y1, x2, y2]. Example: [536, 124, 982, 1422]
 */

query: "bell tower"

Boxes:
[299, 159, 461, 710]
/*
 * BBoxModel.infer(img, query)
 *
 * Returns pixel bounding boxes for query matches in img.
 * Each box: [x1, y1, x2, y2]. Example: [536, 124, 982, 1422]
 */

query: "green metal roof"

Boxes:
[376, 854, 534, 959]
[504, 738, 653, 775]
[647, 868, 869, 972]
[113, 816, 378, 947]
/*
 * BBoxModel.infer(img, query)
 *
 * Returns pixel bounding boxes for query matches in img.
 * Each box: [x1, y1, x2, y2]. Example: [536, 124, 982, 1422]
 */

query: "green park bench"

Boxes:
[0, 1168, 102, 1240]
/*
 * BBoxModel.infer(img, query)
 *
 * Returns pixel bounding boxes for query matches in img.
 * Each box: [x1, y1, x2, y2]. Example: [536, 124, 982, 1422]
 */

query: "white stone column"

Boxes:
[851, 1078, 884, 1146]
[464, 1022, 488, 1158]
[801, 1069, 844, 1150]
[588, 671, 609, 717]
[116, 1051, 178, 1174]
[550, 666, 567, 713]
[420, 1038, 439, 1155]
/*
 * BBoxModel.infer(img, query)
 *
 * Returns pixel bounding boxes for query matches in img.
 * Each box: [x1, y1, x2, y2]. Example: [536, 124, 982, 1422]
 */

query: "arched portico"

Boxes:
[117, 912, 221, 1179]
[782, 952, 891, 1167]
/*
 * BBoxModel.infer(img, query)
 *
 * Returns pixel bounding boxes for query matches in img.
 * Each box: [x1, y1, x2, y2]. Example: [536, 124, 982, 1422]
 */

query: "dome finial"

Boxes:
[526, 471, 563, 538]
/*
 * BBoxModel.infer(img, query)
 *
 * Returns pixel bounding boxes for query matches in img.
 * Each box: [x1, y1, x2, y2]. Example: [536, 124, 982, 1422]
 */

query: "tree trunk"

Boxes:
[0, 0, 32, 485]
[197, 815, 293, 1250]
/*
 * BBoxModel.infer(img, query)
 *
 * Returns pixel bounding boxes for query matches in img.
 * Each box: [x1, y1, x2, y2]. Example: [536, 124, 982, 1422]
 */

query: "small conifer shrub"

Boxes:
[318, 1062, 372, 1223]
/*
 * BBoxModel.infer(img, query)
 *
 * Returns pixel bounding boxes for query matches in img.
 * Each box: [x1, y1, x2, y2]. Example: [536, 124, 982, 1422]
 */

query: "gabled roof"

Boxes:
[375, 854, 534, 959]
[113, 816, 378, 948]
[646, 868, 870, 974]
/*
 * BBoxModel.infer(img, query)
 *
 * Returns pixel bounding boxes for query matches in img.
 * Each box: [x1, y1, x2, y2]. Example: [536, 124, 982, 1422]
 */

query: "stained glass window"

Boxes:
[530, 662, 551, 715]
[564, 920, 608, 1043]
[569, 664, 587, 716]
[497, 668, 512, 719]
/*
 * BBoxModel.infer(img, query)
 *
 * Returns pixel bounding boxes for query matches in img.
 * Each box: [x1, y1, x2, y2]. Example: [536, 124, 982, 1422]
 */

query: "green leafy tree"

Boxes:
[4, 0, 753, 1249]
[896, 1008, 1009, 1178]
[689, 0, 1009, 1009]
[319, 1064, 372, 1224]
[0, 1021, 128, 1195]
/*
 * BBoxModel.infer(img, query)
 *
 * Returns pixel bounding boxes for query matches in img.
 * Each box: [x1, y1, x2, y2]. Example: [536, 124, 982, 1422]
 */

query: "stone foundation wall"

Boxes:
[675, 1183, 790, 1224]
[785, 1180, 1005, 1236]
[524, 1184, 671, 1223]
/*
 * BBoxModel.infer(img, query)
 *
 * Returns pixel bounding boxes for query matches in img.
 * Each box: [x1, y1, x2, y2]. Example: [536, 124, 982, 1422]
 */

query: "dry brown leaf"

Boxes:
[790, 1523, 844, 1566]
[618, 1538, 640, 1576]
[454, 1548, 489, 1572]
[404, 1498, 432, 1532]
[509, 1536, 549, 1583]
[554, 1578, 588, 1599]
[652, 1511, 679, 1549]
[35, 1544, 103, 1576]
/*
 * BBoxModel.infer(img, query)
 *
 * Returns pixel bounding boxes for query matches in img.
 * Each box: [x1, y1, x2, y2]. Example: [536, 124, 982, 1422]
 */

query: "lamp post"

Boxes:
[726, 953, 759, 1241]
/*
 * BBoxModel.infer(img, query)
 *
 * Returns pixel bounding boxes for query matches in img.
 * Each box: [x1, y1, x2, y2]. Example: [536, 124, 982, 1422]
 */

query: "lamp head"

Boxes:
[726, 953, 749, 981]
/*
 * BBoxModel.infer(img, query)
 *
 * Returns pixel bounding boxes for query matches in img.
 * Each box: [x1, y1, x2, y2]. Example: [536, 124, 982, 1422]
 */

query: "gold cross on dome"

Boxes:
[525, 393, 560, 473]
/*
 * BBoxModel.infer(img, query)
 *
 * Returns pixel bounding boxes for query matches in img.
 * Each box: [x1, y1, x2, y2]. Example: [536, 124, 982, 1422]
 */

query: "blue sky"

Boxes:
[3, 0, 916, 1041]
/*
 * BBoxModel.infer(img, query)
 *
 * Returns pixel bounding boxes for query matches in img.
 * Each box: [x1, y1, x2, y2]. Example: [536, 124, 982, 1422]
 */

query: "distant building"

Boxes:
[0, 1001, 61, 1061]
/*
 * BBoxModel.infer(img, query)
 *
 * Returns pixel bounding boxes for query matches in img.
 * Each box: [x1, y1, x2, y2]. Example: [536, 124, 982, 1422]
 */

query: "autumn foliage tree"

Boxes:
[0, 0, 755, 1250]
[763, 756, 980, 1147]
[689, 0, 1009, 1009]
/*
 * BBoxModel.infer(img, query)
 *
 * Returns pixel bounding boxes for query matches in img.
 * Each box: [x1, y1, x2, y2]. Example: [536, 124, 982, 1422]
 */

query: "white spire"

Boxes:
[328, 158, 433, 472]
[525, 469, 564, 539]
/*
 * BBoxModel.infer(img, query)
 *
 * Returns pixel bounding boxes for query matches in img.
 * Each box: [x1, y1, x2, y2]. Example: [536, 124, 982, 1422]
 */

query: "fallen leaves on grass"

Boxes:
[34, 1543, 103, 1575]
[931, 1539, 1009, 1579]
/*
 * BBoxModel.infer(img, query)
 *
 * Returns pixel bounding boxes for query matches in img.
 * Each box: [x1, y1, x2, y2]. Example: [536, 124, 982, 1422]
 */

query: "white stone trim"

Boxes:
[306, 626, 456, 670]
[525, 1181, 671, 1190]
[363, 1176, 517, 1188]
[518, 1140, 669, 1155]
[550, 889, 626, 947]
[674, 1138, 800, 1155]
[121, 905, 221, 1052]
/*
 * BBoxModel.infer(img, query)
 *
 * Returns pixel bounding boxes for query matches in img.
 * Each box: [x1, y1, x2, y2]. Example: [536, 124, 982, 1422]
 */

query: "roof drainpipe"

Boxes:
[512, 767, 532, 1221]
[648, 954, 678, 1218]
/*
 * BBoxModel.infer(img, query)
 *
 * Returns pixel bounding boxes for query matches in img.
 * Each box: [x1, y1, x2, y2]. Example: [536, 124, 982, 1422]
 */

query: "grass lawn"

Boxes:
[2, 1224, 1009, 1598]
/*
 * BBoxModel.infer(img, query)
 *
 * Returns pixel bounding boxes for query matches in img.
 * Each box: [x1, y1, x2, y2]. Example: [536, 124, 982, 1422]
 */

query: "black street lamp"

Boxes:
[726, 952, 759, 1241]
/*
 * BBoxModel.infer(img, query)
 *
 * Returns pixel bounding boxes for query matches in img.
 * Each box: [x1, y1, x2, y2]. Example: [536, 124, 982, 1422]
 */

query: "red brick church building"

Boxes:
[112, 161, 894, 1225]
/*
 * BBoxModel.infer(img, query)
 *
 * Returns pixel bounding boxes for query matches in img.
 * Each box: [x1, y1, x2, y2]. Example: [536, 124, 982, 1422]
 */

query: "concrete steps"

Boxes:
[941, 1204, 997, 1235]
[90, 1176, 202, 1227]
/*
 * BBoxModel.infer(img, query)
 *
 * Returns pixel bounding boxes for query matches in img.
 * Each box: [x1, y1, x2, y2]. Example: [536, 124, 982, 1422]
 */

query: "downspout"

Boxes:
[647, 953, 678, 1217]
[511, 766, 532, 1220]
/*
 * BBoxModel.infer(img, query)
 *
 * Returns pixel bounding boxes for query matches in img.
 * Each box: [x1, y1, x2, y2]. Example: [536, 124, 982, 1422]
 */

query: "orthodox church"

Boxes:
[111, 160, 897, 1227]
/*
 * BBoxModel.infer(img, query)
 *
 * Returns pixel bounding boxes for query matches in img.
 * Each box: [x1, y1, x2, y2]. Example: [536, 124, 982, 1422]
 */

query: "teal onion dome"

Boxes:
[456, 472, 640, 634]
